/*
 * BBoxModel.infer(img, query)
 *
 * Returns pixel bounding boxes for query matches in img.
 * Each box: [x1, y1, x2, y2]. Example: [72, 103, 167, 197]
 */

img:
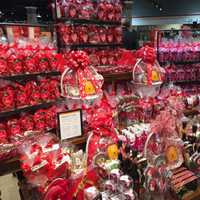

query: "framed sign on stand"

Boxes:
[57, 109, 83, 141]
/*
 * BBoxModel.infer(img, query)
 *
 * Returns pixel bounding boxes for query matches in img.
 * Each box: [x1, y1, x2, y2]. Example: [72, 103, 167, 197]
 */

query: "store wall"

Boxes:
[158, 24, 182, 30]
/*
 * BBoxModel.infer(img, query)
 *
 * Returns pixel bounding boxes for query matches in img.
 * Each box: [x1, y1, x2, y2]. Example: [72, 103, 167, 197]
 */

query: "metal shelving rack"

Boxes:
[156, 29, 200, 65]
[0, 23, 64, 177]
[156, 29, 200, 85]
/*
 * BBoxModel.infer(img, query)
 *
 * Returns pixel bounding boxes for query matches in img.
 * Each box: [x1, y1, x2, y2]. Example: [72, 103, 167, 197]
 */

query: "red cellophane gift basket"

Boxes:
[133, 46, 165, 98]
[61, 51, 104, 100]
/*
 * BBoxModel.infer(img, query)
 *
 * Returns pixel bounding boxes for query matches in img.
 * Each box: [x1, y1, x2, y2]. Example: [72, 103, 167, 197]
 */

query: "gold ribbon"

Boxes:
[73, 167, 94, 198]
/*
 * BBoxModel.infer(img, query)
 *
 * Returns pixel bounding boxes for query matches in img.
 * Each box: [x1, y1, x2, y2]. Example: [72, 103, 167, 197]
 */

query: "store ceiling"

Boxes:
[132, 0, 200, 17]
[1, 0, 49, 7]
[0, 0, 51, 22]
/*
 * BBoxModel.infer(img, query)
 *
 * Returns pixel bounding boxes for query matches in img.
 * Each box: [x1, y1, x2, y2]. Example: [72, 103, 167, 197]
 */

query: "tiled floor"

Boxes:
[0, 174, 20, 200]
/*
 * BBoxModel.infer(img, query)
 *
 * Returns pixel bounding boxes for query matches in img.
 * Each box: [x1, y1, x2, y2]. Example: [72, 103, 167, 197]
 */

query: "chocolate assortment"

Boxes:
[54, 0, 122, 22]
[58, 24, 122, 45]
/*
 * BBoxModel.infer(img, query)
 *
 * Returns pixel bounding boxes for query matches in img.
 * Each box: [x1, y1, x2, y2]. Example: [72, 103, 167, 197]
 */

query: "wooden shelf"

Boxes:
[183, 186, 200, 200]
[0, 99, 64, 119]
[57, 18, 121, 26]
[67, 135, 87, 145]
[183, 109, 199, 117]
[60, 43, 122, 50]
[0, 157, 20, 176]
[172, 80, 200, 84]
[0, 71, 60, 81]
[103, 72, 132, 82]
[160, 60, 200, 66]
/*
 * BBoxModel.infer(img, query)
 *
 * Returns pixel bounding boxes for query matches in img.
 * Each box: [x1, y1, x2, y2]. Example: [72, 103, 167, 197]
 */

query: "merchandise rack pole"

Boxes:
[156, 30, 160, 62]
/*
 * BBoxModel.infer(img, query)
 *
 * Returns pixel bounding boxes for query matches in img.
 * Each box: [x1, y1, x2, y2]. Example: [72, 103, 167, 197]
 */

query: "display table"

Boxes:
[0, 157, 20, 176]
[183, 186, 200, 200]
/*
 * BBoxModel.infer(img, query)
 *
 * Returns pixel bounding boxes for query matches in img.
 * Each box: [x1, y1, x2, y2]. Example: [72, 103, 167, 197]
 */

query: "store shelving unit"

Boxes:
[53, 1, 132, 81]
[53, 0, 123, 52]
[52, 0, 132, 146]
[0, 23, 64, 187]
[157, 29, 200, 86]
[156, 29, 200, 65]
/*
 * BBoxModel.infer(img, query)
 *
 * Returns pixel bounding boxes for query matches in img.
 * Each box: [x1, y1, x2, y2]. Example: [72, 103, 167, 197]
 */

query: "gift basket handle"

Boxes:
[132, 58, 142, 82]
[60, 67, 70, 97]
[85, 132, 93, 164]
[144, 131, 155, 159]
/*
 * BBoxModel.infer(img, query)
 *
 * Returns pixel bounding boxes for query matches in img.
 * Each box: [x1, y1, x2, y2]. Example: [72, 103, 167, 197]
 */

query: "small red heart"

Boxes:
[82, 34, 88, 43]
[100, 34, 106, 42]
[63, 34, 70, 44]
[98, 11, 104, 20]
[107, 35, 113, 43]
[101, 57, 107, 65]
[71, 33, 78, 43]
[108, 57, 114, 65]
[69, 8, 76, 18]
[108, 13, 114, 20]
[116, 36, 122, 43]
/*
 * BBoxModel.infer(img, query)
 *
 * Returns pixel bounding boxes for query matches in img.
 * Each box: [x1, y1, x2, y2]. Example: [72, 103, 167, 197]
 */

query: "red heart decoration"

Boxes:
[71, 33, 78, 43]
[100, 34, 106, 43]
[108, 57, 114, 65]
[82, 34, 88, 43]
[98, 11, 104, 20]
[101, 57, 107, 65]
[107, 35, 113, 43]
[108, 13, 114, 21]
[69, 8, 76, 18]
[63, 34, 70, 44]
[116, 36, 122, 43]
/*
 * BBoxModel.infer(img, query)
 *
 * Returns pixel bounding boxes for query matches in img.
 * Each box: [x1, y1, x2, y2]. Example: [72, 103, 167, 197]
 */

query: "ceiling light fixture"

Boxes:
[37, 14, 41, 18]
